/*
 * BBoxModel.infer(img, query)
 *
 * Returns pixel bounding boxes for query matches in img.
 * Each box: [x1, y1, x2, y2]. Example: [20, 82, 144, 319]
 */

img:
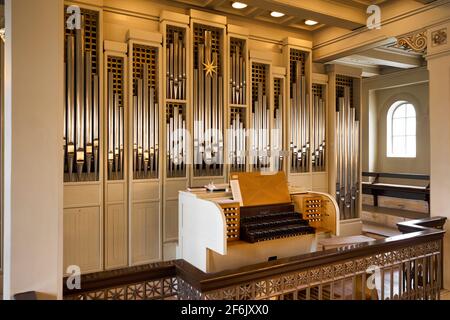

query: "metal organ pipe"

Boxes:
[193, 29, 224, 176]
[167, 31, 186, 100]
[75, 16, 85, 179]
[66, 35, 75, 181]
[274, 93, 283, 171]
[64, 14, 99, 182]
[230, 42, 246, 105]
[252, 78, 270, 171]
[290, 60, 309, 173]
[312, 89, 326, 172]
[108, 72, 114, 179]
[336, 85, 360, 220]
[133, 63, 159, 179]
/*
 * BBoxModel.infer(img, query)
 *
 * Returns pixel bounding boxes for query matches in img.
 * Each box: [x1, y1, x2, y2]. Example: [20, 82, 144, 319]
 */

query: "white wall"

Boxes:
[427, 21, 450, 290]
[3, 0, 63, 299]
[362, 68, 429, 182]
[375, 83, 429, 176]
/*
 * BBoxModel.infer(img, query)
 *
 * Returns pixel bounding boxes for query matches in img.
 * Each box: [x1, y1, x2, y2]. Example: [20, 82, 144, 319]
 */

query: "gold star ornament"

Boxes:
[203, 58, 218, 77]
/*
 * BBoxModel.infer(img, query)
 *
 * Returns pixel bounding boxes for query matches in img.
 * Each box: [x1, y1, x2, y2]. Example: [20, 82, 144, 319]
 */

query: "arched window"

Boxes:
[387, 101, 416, 158]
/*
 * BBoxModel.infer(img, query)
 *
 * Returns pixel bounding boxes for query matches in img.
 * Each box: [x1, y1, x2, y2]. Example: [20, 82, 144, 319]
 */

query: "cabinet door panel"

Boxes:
[131, 202, 161, 264]
[105, 203, 128, 269]
[64, 207, 102, 274]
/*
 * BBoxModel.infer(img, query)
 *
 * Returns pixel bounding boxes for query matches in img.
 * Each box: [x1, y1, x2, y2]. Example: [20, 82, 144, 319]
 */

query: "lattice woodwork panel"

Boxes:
[274, 78, 282, 111]
[133, 44, 158, 99]
[230, 38, 245, 55]
[108, 56, 124, 108]
[220, 203, 240, 241]
[289, 49, 306, 97]
[230, 107, 246, 127]
[313, 83, 324, 99]
[166, 25, 186, 47]
[251, 63, 268, 101]
[64, 8, 99, 74]
[193, 23, 222, 73]
[336, 75, 354, 109]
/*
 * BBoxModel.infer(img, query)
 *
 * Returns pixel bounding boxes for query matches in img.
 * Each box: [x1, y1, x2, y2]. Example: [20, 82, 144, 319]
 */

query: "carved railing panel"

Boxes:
[63, 217, 446, 301]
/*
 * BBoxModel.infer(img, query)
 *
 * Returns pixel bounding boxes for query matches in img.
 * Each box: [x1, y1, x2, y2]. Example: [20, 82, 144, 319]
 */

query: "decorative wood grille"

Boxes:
[193, 23, 222, 73]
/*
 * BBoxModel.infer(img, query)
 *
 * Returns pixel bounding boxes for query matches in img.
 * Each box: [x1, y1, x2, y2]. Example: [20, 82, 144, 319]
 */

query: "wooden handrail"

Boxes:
[175, 218, 445, 292]
[63, 217, 446, 299]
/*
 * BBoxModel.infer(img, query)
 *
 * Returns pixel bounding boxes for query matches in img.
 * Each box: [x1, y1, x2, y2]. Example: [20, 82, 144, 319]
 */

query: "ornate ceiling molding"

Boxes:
[431, 28, 447, 47]
[394, 31, 427, 54]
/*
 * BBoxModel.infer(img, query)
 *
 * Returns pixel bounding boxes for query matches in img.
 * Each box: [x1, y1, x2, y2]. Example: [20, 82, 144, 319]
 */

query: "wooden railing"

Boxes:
[64, 216, 446, 300]
[362, 172, 430, 212]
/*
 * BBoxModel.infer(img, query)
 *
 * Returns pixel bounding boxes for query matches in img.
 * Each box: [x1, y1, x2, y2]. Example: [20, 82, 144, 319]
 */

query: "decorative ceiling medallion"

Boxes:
[394, 31, 427, 54]
[431, 28, 447, 47]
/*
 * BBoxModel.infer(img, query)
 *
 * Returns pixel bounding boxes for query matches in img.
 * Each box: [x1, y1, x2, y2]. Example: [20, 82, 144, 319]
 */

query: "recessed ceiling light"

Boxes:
[305, 19, 318, 26]
[232, 2, 248, 9]
[270, 11, 285, 18]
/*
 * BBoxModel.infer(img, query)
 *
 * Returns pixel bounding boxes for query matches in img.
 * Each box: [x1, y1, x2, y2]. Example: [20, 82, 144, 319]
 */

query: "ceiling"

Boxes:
[166, 0, 432, 76]
[167, 0, 433, 32]
[333, 44, 426, 77]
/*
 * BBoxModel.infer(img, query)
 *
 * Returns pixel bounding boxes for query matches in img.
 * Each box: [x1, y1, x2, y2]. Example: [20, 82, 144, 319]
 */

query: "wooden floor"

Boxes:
[441, 290, 450, 300]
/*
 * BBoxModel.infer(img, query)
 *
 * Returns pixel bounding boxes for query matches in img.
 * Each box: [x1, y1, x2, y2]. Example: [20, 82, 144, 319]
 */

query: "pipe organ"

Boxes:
[61, 5, 362, 275]
[289, 49, 310, 174]
[229, 107, 247, 172]
[312, 84, 326, 172]
[166, 103, 187, 178]
[166, 29, 186, 101]
[335, 76, 360, 221]
[179, 172, 339, 273]
[64, 9, 100, 182]
[132, 49, 160, 180]
[273, 77, 284, 172]
[192, 25, 224, 178]
[229, 38, 246, 106]
[107, 58, 125, 180]
[228, 33, 249, 173]
[251, 63, 271, 171]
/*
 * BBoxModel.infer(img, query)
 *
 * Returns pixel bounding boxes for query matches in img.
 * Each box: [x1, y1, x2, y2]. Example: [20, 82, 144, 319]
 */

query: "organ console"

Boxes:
[178, 172, 339, 273]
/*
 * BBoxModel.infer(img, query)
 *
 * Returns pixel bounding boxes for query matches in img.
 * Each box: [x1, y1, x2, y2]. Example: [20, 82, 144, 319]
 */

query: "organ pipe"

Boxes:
[133, 64, 159, 179]
[230, 41, 246, 105]
[336, 86, 360, 220]
[167, 31, 186, 100]
[290, 60, 309, 173]
[251, 81, 270, 170]
[193, 29, 224, 177]
[64, 15, 100, 182]
[312, 90, 326, 171]
[273, 93, 283, 171]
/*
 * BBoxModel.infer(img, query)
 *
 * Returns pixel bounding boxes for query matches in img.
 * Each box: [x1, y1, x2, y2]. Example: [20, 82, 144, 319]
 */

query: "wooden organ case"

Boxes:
[178, 172, 338, 273]
[61, 3, 359, 276]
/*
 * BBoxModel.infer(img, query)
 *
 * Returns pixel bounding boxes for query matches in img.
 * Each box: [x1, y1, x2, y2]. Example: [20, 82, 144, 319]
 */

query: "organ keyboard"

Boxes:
[178, 172, 339, 273]
[240, 204, 315, 243]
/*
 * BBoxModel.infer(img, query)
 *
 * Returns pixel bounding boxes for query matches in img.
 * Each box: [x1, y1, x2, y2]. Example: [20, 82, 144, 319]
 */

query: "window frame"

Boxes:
[386, 100, 417, 158]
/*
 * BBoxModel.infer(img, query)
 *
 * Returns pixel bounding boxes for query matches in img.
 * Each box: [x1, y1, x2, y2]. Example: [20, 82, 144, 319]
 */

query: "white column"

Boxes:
[427, 22, 450, 289]
[3, 0, 64, 299]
